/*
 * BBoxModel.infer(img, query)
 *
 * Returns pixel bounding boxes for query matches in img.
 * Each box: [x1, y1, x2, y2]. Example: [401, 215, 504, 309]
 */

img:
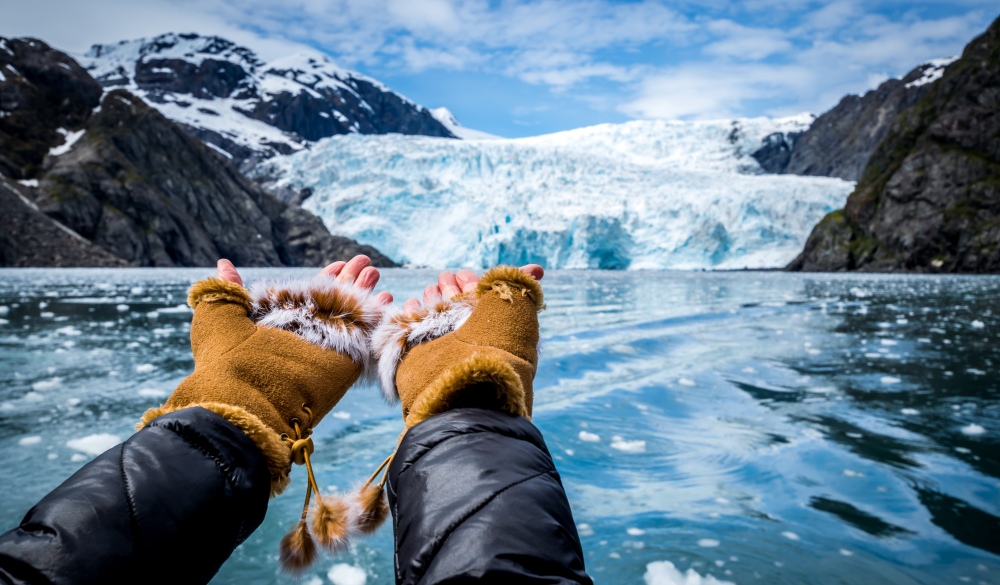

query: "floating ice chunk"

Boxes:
[849, 287, 869, 298]
[47, 452, 57, 460]
[55, 326, 81, 336]
[781, 531, 800, 541]
[697, 539, 720, 548]
[961, 424, 985, 436]
[70, 453, 87, 462]
[303, 577, 322, 585]
[158, 304, 192, 314]
[146, 311, 160, 319]
[135, 364, 156, 373]
[901, 408, 920, 415]
[327, 563, 367, 585]
[137, 388, 167, 398]
[741, 367, 756, 374]
[131, 287, 145, 295]
[843, 469, 863, 477]
[966, 368, 986, 376]
[66, 397, 81, 406]
[565, 449, 575, 456]
[578, 431, 600, 442]
[880, 376, 901, 384]
[880, 339, 897, 346]
[18, 436, 42, 446]
[611, 436, 647, 453]
[32, 377, 62, 391]
[917, 338, 931, 343]
[331, 411, 351, 419]
[577, 523, 594, 536]
[971, 320, 985, 329]
[23, 392, 45, 402]
[0, 306, 8, 315]
[678, 378, 696, 387]
[40, 312, 55, 318]
[954, 446, 971, 454]
[0, 319, 8, 325]
[116, 304, 129, 312]
[839, 549, 854, 557]
[627, 527, 646, 536]
[66, 433, 120, 456]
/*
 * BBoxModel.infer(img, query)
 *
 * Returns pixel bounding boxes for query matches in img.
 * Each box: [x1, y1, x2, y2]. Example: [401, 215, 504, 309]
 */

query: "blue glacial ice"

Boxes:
[260, 116, 855, 269]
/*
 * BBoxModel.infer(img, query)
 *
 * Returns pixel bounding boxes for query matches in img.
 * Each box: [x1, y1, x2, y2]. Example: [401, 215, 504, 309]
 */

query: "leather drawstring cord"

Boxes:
[287, 412, 321, 526]
[278, 406, 351, 572]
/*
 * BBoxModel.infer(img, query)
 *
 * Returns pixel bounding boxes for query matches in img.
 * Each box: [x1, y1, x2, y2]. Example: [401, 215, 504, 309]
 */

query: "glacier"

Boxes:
[259, 116, 855, 270]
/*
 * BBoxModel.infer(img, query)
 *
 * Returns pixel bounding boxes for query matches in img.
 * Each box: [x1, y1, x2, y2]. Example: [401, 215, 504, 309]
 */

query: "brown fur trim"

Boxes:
[476, 265, 544, 310]
[355, 483, 390, 534]
[404, 353, 529, 427]
[187, 277, 252, 313]
[138, 401, 292, 496]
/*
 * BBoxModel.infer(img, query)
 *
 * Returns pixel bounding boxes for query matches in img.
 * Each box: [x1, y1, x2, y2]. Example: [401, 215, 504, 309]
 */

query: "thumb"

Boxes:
[217, 259, 243, 286]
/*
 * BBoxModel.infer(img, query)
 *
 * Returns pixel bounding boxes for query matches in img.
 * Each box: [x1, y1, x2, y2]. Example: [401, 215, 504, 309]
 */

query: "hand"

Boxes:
[402, 264, 543, 315]
[216, 255, 393, 306]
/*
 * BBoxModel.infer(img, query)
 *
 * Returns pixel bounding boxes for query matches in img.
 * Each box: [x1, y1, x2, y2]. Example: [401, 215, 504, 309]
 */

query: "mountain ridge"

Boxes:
[78, 33, 456, 167]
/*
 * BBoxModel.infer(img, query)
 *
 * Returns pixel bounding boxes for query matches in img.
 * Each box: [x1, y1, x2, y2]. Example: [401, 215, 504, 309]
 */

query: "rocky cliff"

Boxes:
[788, 16, 1000, 273]
[753, 61, 951, 181]
[0, 37, 395, 268]
[80, 34, 455, 167]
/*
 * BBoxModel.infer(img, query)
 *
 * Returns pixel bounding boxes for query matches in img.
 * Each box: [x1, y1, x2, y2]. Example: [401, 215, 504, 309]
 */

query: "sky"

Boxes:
[1, 0, 996, 138]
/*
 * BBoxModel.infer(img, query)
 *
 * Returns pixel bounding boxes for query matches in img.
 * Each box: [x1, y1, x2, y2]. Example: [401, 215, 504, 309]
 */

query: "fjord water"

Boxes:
[0, 269, 997, 585]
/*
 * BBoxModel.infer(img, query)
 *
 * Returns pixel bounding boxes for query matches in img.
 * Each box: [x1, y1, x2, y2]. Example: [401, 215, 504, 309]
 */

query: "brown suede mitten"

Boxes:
[139, 276, 382, 494]
[371, 265, 544, 427]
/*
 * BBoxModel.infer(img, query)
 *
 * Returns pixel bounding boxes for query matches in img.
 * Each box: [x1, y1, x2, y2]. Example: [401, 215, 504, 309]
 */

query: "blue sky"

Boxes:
[2, 0, 997, 137]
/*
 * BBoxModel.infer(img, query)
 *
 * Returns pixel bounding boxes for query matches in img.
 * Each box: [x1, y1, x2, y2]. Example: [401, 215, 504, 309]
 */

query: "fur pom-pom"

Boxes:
[355, 483, 390, 535]
[279, 521, 317, 573]
[310, 496, 352, 551]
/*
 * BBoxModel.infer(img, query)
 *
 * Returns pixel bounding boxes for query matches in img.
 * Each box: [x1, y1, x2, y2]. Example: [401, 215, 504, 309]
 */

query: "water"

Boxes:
[0, 269, 997, 585]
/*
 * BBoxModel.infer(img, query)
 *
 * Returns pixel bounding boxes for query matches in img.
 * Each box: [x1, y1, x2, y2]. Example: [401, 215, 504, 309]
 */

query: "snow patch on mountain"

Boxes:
[259, 116, 854, 270]
[430, 107, 501, 140]
[905, 56, 959, 89]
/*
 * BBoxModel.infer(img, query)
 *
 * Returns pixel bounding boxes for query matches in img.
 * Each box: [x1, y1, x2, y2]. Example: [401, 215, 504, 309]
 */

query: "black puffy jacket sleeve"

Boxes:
[0, 407, 271, 585]
[387, 408, 592, 585]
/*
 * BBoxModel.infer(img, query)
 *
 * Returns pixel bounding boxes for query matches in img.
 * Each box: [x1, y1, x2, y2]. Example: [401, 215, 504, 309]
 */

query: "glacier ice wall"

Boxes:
[261, 117, 855, 270]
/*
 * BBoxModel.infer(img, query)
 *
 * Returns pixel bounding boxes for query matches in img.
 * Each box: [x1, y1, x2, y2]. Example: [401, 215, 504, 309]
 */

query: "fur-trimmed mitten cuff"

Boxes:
[371, 266, 543, 427]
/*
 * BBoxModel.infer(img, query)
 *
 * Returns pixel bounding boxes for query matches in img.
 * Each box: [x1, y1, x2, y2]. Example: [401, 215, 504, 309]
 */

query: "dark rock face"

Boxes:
[0, 38, 102, 179]
[788, 16, 1000, 273]
[0, 177, 127, 267]
[83, 34, 455, 166]
[759, 64, 942, 182]
[0, 37, 398, 268]
[752, 131, 803, 174]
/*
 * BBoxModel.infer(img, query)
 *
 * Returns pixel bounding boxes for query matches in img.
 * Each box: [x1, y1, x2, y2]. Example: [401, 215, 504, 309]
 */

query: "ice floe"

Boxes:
[66, 433, 121, 456]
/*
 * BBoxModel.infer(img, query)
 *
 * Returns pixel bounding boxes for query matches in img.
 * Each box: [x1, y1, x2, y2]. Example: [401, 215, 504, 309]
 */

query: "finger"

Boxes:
[423, 284, 441, 305]
[520, 264, 544, 281]
[438, 271, 460, 300]
[403, 298, 421, 315]
[375, 291, 393, 305]
[321, 261, 347, 278]
[336, 255, 371, 283]
[355, 266, 380, 291]
[216, 259, 243, 286]
[455, 269, 479, 293]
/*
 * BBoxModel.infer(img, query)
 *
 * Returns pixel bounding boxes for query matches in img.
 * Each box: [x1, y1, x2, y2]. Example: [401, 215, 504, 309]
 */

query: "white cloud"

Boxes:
[0, 0, 994, 126]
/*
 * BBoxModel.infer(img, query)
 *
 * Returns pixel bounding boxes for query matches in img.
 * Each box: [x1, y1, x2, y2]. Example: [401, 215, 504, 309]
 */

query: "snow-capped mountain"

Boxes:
[258, 116, 855, 270]
[78, 33, 455, 165]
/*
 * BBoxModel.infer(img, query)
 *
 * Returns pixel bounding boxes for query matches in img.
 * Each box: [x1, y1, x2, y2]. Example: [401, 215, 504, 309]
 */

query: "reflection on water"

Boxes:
[0, 269, 997, 584]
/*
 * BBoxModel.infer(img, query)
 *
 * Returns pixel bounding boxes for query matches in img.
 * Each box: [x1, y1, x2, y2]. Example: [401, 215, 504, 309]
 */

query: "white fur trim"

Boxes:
[247, 275, 384, 381]
[369, 296, 475, 403]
